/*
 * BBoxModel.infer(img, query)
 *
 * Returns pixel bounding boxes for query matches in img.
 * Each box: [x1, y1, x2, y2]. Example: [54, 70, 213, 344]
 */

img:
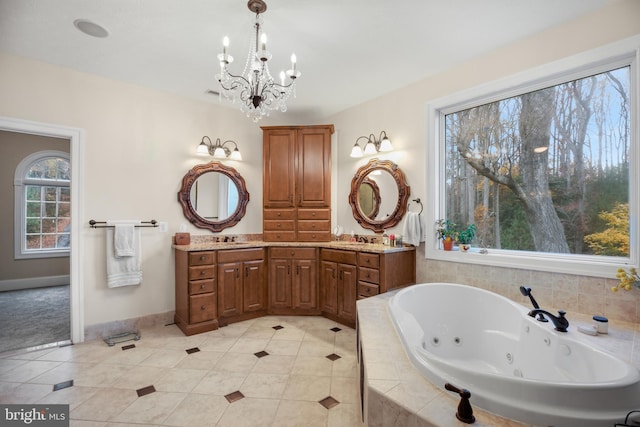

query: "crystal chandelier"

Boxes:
[217, 0, 300, 122]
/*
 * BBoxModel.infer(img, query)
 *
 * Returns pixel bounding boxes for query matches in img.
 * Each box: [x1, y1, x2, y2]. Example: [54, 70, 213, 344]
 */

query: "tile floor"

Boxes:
[0, 315, 364, 427]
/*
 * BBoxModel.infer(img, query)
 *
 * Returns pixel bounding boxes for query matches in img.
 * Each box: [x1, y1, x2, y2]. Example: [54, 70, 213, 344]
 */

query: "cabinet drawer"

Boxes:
[270, 247, 317, 259]
[358, 281, 380, 298]
[264, 219, 295, 231]
[298, 209, 330, 220]
[264, 209, 296, 220]
[263, 231, 297, 242]
[218, 248, 264, 263]
[358, 252, 379, 268]
[189, 251, 215, 266]
[359, 267, 380, 284]
[189, 293, 216, 323]
[189, 265, 216, 280]
[188, 279, 215, 295]
[297, 220, 330, 231]
[321, 248, 357, 264]
[298, 231, 331, 242]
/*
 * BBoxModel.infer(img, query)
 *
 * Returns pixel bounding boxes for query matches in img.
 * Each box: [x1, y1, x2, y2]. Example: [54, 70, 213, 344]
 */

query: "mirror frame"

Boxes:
[348, 158, 410, 233]
[177, 161, 250, 232]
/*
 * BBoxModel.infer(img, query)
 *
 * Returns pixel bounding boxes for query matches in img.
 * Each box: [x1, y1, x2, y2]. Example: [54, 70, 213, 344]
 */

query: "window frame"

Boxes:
[14, 150, 71, 259]
[425, 39, 640, 279]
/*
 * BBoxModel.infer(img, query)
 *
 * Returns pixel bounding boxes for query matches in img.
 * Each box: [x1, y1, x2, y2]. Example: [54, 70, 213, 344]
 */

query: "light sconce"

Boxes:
[196, 136, 242, 160]
[350, 131, 393, 158]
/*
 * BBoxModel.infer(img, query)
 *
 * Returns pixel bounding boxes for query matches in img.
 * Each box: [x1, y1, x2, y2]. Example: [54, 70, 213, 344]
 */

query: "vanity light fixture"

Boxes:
[196, 136, 242, 161]
[350, 131, 393, 158]
[216, 0, 300, 122]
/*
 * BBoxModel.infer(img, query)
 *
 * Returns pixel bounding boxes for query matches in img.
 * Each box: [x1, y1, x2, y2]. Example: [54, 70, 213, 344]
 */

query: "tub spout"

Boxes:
[528, 309, 569, 332]
[519, 286, 548, 322]
[445, 383, 475, 424]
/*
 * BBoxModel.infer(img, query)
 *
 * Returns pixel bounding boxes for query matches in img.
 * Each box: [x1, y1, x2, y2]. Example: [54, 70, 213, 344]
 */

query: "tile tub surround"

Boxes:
[0, 316, 363, 427]
[357, 291, 640, 427]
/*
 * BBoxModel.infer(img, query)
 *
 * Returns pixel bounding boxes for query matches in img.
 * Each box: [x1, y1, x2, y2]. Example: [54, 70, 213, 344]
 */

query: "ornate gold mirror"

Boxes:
[348, 158, 410, 233]
[177, 161, 250, 232]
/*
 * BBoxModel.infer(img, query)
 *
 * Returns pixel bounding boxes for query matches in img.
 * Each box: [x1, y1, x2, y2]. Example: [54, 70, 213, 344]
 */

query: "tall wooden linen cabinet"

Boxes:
[262, 125, 334, 242]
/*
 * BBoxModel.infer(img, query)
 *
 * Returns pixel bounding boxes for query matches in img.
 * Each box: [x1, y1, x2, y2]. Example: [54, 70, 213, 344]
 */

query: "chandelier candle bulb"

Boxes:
[291, 54, 296, 72]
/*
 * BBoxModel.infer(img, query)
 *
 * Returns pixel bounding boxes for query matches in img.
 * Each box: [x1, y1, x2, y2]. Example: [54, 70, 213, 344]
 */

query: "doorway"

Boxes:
[0, 117, 84, 349]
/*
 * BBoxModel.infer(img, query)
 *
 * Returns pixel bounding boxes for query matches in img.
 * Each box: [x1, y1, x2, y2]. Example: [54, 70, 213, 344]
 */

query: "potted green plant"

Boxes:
[436, 219, 457, 251]
[456, 223, 476, 252]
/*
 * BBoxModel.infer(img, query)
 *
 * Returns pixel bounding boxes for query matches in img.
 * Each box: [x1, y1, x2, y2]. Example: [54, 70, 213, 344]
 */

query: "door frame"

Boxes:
[0, 116, 84, 344]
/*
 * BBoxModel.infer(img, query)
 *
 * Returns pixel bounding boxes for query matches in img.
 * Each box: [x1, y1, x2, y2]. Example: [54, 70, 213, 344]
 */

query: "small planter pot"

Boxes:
[442, 238, 454, 251]
[458, 244, 471, 252]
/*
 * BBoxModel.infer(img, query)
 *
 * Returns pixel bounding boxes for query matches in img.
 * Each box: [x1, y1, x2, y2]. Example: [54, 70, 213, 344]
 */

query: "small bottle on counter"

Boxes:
[593, 315, 608, 334]
[389, 234, 395, 246]
[382, 232, 389, 246]
[395, 234, 403, 247]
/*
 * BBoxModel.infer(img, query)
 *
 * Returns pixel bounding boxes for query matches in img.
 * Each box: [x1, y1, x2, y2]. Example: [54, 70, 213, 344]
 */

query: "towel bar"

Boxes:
[89, 220, 158, 228]
[409, 198, 423, 215]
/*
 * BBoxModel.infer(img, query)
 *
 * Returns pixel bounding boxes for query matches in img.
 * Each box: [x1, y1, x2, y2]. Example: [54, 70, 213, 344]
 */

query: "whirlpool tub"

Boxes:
[388, 283, 640, 427]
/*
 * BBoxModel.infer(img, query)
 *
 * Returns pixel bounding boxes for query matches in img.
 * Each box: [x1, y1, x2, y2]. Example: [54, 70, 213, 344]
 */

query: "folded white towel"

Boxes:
[114, 223, 135, 257]
[106, 220, 142, 287]
[402, 211, 424, 246]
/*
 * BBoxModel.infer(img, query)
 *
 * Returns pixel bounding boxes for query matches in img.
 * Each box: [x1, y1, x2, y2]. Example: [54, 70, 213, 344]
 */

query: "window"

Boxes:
[427, 42, 638, 277]
[14, 151, 71, 259]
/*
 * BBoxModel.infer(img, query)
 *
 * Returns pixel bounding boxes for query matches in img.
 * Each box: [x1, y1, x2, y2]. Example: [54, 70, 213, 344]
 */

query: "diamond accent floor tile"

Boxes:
[53, 379, 74, 391]
[186, 347, 200, 354]
[318, 396, 340, 409]
[254, 350, 269, 358]
[225, 390, 245, 403]
[326, 353, 341, 361]
[136, 385, 156, 397]
[122, 344, 136, 350]
[330, 327, 342, 332]
[272, 325, 284, 330]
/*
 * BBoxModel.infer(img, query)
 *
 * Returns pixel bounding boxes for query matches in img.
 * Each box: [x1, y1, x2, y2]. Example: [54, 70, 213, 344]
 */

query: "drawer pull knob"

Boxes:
[201, 305, 206, 310]
[200, 284, 205, 289]
[201, 271, 206, 275]
[277, 212, 281, 216]
[290, 251, 295, 256]
[200, 256, 206, 261]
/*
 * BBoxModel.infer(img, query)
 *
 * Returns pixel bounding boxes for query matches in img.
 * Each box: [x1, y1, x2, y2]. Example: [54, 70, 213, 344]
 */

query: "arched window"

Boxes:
[14, 150, 71, 258]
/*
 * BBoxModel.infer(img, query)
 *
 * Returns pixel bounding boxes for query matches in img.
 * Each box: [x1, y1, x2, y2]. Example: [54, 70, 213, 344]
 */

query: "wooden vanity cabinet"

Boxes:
[320, 249, 358, 326]
[217, 248, 266, 324]
[174, 250, 218, 336]
[357, 249, 416, 299]
[268, 247, 319, 314]
[262, 125, 333, 242]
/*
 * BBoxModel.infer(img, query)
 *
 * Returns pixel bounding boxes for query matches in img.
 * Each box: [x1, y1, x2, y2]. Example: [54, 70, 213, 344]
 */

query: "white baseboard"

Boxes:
[0, 275, 70, 292]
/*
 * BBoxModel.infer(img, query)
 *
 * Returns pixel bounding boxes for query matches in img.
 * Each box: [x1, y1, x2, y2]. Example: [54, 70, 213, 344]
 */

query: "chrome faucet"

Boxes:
[358, 236, 369, 243]
[528, 309, 569, 332]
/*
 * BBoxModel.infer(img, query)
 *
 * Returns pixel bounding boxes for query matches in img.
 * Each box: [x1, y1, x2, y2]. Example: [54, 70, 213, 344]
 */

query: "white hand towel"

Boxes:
[106, 220, 142, 287]
[402, 211, 424, 246]
[114, 223, 135, 257]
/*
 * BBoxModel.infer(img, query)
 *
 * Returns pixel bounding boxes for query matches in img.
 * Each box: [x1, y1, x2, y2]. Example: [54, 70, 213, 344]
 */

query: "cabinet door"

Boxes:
[320, 260, 338, 315]
[293, 258, 317, 310]
[218, 262, 243, 318]
[263, 129, 296, 208]
[297, 127, 331, 208]
[269, 258, 292, 309]
[243, 259, 266, 312]
[338, 263, 357, 323]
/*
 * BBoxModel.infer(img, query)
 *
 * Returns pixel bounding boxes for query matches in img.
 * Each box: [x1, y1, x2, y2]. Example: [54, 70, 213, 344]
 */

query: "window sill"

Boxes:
[425, 246, 627, 280]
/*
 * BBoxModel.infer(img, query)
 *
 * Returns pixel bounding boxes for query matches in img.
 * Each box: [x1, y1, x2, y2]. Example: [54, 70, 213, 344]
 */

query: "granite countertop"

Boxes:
[173, 239, 416, 254]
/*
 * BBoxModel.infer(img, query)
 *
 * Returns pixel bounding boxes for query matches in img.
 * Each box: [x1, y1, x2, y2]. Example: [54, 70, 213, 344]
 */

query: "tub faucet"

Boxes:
[519, 286, 547, 323]
[528, 309, 569, 332]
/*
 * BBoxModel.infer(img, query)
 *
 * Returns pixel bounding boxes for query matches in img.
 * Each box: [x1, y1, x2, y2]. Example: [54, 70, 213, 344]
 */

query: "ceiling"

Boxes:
[0, 0, 619, 122]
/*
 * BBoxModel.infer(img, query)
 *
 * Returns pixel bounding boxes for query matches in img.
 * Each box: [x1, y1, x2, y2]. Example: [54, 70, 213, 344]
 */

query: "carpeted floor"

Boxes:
[0, 285, 70, 353]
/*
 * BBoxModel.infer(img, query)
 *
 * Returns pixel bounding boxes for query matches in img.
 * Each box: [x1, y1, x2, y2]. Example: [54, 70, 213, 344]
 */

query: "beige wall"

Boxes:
[0, 0, 638, 329]
[0, 131, 70, 285]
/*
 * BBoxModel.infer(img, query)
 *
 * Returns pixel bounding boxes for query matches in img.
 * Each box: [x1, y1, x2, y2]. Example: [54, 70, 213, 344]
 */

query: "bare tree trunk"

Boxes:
[519, 88, 570, 253]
